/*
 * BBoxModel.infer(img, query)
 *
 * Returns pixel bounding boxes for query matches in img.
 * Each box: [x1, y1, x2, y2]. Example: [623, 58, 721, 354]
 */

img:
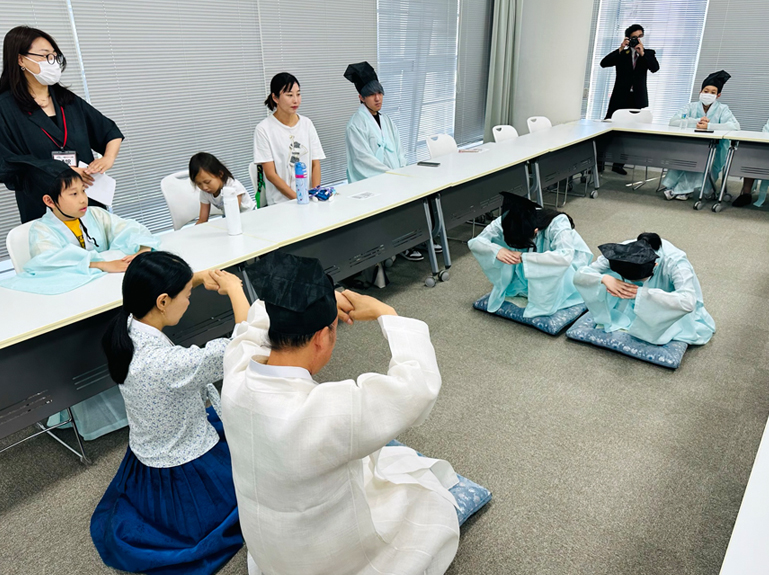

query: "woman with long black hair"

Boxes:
[92, 251, 249, 574]
[0, 25, 124, 222]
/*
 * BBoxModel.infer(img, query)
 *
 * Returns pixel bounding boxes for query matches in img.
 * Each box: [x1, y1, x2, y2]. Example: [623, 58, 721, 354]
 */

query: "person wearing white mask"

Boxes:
[661, 70, 739, 201]
[0, 26, 124, 222]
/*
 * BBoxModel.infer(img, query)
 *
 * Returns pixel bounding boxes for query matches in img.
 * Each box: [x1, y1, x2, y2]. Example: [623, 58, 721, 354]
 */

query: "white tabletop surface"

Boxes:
[719, 415, 769, 575]
[609, 122, 729, 139]
[0, 221, 275, 350]
[724, 130, 769, 144]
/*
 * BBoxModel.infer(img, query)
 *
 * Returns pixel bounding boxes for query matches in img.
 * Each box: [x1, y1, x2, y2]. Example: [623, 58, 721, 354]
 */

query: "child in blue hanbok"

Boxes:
[92, 251, 250, 575]
[574, 233, 715, 345]
[662, 71, 740, 201]
[468, 193, 593, 317]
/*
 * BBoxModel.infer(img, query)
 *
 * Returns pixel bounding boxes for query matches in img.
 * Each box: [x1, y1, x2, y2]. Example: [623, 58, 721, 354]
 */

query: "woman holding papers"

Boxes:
[0, 26, 124, 222]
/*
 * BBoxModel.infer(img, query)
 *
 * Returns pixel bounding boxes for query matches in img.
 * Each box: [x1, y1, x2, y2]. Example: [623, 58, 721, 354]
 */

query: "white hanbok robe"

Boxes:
[346, 105, 407, 183]
[222, 301, 460, 575]
[0, 206, 160, 295]
[662, 100, 740, 196]
[573, 239, 715, 345]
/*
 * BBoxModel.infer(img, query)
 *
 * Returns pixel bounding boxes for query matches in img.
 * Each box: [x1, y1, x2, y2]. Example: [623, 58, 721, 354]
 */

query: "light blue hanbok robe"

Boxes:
[662, 100, 740, 196]
[0, 206, 160, 295]
[751, 118, 769, 207]
[573, 239, 715, 345]
[0, 207, 159, 440]
[345, 105, 406, 183]
[468, 214, 593, 317]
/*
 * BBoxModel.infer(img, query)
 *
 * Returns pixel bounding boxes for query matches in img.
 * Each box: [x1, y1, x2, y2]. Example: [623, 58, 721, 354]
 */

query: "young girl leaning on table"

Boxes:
[91, 251, 249, 575]
[0, 159, 161, 442]
[189, 152, 255, 223]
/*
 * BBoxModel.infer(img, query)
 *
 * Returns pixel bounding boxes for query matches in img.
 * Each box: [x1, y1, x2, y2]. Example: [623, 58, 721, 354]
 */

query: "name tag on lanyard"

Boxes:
[41, 106, 77, 166]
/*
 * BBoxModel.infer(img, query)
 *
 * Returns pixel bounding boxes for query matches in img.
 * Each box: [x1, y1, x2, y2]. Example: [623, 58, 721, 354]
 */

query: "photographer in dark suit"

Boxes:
[600, 24, 660, 174]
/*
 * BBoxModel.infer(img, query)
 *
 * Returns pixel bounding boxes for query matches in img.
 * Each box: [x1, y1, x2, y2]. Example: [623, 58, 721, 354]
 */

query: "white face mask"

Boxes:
[24, 56, 62, 86]
[699, 92, 717, 106]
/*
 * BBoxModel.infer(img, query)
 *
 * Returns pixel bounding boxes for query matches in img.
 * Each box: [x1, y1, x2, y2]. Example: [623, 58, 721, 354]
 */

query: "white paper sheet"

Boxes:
[79, 161, 116, 206]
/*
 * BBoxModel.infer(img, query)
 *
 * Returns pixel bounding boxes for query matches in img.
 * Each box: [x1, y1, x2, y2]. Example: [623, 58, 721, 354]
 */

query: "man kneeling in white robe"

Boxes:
[222, 252, 460, 575]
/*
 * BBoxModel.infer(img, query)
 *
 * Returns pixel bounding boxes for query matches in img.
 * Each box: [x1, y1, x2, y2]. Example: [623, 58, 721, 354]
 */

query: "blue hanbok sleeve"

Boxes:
[346, 121, 391, 182]
[628, 260, 697, 345]
[468, 218, 515, 313]
[390, 120, 407, 168]
[520, 217, 592, 317]
[0, 221, 104, 294]
[573, 257, 632, 330]
[92, 208, 161, 254]
[709, 104, 740, 131]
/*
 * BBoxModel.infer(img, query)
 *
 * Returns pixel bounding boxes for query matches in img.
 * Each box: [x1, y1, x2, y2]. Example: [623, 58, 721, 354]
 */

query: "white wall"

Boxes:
[512, 0, 594, 134]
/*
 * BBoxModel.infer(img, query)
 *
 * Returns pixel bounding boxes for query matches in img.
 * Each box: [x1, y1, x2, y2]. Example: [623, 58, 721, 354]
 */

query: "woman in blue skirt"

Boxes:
[92, 251, 250, 574]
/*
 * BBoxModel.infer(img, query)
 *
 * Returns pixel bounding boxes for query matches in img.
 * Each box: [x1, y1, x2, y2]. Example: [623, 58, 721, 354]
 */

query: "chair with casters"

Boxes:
[492, 125, 519, 143]
[425, 134, 458, 159]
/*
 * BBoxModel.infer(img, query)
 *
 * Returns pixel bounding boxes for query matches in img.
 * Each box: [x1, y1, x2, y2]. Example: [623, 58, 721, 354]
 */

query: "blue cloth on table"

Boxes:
[90, 407, 243, 575]
[473, 293, 586, 336]
[566, 313, 688, 369]
[387, 440, 491, 526]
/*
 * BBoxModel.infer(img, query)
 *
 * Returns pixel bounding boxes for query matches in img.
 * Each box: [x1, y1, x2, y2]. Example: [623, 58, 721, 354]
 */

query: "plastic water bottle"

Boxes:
[222, 186, 242, 236]
[295, 161, 309, 205]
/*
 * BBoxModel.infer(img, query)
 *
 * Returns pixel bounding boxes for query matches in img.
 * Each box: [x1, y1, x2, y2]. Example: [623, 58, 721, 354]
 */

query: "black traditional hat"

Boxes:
[701, 70, 731, 93]
[598, 241, 659, 281]
[344, 61, 384, 97]
[246, 252, 337, 335]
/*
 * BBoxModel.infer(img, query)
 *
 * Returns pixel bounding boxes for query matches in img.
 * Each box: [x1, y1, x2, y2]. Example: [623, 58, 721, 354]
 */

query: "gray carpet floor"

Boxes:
[2, 170, 768, 575]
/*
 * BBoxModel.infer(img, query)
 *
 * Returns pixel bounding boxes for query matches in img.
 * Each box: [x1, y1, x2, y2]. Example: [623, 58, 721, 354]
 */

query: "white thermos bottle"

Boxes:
[222, 186, 243, 236]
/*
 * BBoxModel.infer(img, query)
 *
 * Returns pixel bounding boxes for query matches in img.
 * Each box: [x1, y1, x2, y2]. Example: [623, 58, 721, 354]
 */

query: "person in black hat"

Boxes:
[574, 233, 715, 345]
[343, 62, 423, 262]
[661, 70, 740, 201]
[468, 192, 593, 317]
[222, 251, 464, 575]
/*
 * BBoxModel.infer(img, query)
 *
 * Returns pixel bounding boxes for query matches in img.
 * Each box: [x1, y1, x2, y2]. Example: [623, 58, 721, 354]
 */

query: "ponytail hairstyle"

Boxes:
[637, 232, 662, 251]
[188, 152, 234, 186]
[264, 72, 300, 111]
[102, 251, 193, 383]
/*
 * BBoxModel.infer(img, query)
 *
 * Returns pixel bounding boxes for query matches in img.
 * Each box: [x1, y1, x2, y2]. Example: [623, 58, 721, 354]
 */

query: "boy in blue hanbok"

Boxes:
[574, 233, 715, 345]
[662, 71, 740, 201]
[468, 193, 593, 317]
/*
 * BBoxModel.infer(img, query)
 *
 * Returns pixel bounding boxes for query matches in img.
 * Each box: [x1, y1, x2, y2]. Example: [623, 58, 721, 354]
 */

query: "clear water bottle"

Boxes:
[222, 186, 242, 236]
[295, 161, 309, 205]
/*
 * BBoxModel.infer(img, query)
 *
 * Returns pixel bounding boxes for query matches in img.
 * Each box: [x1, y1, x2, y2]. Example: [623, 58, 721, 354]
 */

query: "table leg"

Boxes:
[533, 161, 545, 206]
[592, 141, 601, 194]
[717, 141, 738, 205]
[697, 142, 717, 202]
[432, 195, 452, 270]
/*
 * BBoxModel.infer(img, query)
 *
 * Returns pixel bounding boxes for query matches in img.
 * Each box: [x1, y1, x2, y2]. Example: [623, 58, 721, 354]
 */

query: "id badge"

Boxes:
[52, 150, 77, 166]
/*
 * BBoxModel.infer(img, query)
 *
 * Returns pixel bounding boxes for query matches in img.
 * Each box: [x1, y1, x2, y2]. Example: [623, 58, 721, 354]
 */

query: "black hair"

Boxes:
[0, 26, 75, 114]
[268, 322, 334, 353]
[102, 251, 193, 383]
[625, 24, 644, 38]
[188, 152, 234, 187]
[637, 232, 661, 251]
[45, 169, 100, 247]
[501, 208, 574, 250]
[264, 72, 300, 111]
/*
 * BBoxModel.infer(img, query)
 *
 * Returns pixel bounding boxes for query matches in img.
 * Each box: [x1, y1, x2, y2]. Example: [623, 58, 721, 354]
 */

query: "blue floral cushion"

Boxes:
[473, 293, 587, 336]
[386, 440, 491, 526]
[566, 313, 688, 369]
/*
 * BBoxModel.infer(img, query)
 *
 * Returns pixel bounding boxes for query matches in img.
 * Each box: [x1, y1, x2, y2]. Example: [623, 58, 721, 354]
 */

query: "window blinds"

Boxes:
[584, 0, 709, 124]
[454, 0, 492, 147]
[0, 0, 86, 260]
[694, 0, 769, 131]
[377, 0, 459, 164]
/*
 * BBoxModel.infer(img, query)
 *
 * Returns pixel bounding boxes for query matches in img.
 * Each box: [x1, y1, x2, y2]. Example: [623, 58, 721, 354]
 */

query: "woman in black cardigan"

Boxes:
[0, 26, 124, 222]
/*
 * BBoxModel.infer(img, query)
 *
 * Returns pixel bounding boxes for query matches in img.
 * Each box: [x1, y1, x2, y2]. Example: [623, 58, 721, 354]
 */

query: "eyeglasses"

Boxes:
[25, 52, 66, 66]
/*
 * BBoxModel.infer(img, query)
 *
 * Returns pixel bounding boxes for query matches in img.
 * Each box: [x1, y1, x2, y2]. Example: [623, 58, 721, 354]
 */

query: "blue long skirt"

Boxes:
[90, 408, 243, 575]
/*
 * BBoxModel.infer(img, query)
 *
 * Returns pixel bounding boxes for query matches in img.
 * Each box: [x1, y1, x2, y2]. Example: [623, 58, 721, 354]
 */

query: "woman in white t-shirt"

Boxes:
[254, 73, 326, 206]
[189, 152, 255, 224]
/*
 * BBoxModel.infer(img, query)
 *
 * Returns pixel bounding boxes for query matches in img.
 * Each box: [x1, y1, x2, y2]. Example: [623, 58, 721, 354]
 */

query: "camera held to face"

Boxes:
[628, 37, 640, 48]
